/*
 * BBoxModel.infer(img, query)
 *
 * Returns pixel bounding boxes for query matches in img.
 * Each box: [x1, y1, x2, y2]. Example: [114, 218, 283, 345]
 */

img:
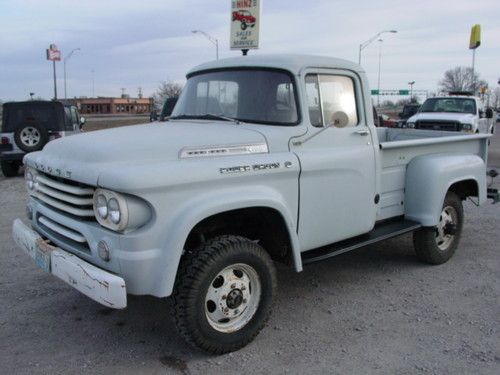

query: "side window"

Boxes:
[318, 75, 358, 126]
[305, 75, 322, 127]
[64, 107, 73, 130]
[305, 74, 358, 127]
[70, 107, 79, 125]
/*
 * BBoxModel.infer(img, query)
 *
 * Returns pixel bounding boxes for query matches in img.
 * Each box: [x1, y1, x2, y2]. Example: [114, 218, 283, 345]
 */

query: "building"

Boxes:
[65, 96, 154, 115]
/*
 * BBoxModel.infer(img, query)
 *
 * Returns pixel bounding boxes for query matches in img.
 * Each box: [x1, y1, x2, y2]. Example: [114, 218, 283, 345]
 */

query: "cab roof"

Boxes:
[187, 54, 364, 77]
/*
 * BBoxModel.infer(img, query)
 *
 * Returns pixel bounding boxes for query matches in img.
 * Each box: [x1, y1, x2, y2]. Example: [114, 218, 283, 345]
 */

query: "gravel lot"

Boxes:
[0, 127, 498, 374]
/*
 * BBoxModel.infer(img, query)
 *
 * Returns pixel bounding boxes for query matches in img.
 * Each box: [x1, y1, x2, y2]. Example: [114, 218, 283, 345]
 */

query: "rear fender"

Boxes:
[404, 153, 486, 226]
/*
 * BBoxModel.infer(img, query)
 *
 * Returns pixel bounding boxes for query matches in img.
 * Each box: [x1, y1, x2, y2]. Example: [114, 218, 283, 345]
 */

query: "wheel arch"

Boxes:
[156, 187, 301, 297]
[404, 153, 486, 226]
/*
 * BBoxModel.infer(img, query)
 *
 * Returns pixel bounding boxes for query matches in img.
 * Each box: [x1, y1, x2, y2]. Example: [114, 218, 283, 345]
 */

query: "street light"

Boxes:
[377, 39, 383, 107]
[358, 30, 397, 65]
[408, 81, 415, 102]
[64, 48, 80, 100]
[192, 30, 219, 60]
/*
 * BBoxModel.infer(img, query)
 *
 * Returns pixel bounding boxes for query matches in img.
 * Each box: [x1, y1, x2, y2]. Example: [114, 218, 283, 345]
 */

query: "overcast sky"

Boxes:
[1, 0, 498, 101]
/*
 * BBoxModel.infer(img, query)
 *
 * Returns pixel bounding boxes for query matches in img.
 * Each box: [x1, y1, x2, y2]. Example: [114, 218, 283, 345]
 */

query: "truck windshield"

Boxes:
[419, 98, 476, 114]
[171, 69, 299, 125]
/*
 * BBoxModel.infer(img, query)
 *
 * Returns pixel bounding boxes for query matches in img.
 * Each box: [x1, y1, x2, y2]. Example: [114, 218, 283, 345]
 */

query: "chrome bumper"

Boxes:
[12, 219, 127, 309]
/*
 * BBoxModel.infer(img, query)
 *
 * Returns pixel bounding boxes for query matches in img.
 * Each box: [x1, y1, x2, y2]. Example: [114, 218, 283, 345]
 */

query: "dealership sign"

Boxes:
[46, 44, 61, 61]
[230, 0, 261, 50]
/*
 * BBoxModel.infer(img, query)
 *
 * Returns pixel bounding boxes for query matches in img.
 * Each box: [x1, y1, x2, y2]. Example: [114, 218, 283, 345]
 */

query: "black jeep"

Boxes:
[0, 100, 84, 177]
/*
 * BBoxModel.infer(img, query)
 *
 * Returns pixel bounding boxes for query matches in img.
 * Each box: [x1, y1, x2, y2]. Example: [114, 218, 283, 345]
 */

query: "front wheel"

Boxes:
[413, 192, 463, 264]
[173, 235, 277, 354]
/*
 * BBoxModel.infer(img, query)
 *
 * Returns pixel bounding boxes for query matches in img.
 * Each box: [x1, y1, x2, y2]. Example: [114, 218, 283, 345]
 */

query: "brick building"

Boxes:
[66, 97, 154, 115]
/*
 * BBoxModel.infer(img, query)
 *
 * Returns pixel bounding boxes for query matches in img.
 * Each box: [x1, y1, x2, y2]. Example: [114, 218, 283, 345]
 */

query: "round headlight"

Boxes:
[108, 198, 121, 224]
[25, 170, 34, 190]
[462, 124, 472, 131]
[407, 122, 415, 129]
[96, 194, 108, 219]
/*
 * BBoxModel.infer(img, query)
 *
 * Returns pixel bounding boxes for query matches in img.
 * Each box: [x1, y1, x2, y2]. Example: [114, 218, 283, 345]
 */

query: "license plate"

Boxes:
[12, 219, 56, 273]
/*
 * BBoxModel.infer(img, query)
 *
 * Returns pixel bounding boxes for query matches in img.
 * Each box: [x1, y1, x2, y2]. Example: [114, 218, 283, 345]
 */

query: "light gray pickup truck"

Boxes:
[12, 54, 498, 354]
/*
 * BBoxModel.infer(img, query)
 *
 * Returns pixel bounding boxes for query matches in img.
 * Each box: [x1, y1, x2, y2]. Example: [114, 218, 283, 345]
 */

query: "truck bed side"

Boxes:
[376, 128, 489, 222]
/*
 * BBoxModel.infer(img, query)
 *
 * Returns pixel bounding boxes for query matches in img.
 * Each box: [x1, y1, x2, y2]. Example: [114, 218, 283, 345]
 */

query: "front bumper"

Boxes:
[12, 218, 127, 309]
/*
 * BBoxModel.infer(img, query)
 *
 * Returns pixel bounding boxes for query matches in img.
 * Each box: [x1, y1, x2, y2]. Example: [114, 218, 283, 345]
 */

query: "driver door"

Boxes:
[292, 70, 377, 251]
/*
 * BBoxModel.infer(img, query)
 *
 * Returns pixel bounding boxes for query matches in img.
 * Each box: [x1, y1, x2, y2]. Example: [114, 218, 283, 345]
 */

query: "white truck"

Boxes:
[12, 55, 498, 354]
[406, 94, 495, 134]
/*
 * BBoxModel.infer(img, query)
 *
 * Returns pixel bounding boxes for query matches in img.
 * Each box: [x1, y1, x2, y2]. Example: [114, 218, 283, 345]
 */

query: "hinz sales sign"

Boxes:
[230, 0, 261, 49]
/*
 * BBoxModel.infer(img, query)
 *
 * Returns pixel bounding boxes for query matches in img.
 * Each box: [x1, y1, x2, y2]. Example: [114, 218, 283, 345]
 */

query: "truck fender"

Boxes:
[157, 186, 302, 297]
[404, 153, 486, 226]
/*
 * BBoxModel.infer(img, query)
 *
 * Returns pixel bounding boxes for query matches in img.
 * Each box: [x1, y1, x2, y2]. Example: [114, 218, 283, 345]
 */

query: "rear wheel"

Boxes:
[1, 160, 21, 177]
[173, 235, 277, 354]
[413, 192, 463, 264]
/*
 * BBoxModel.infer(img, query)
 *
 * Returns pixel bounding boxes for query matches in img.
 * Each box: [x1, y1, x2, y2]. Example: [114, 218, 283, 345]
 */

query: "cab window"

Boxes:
[305, 74, 358, 127]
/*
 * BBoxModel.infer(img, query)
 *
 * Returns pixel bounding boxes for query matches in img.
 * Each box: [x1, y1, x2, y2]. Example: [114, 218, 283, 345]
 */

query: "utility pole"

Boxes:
[64, 48, 80, 100]
[408, 81, 415, 102]
[91, 69, 95, 97]
[377, 39, 383, 107]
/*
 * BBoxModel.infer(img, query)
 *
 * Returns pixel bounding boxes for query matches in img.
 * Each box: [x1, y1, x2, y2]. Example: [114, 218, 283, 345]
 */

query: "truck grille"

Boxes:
[37, 214, 91, 254]
[415, 120, 461, 131]
[35, 172, 96, 219]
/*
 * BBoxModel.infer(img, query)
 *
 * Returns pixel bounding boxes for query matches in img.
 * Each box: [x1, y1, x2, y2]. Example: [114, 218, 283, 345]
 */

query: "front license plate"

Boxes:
[12, 219, 56, 273]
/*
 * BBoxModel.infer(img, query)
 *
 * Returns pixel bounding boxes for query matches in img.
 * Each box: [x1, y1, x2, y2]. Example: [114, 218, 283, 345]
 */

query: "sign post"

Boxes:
[46, 44, 61, 100]
[469, 24, 481, 93]
[230, 0, 261, 55]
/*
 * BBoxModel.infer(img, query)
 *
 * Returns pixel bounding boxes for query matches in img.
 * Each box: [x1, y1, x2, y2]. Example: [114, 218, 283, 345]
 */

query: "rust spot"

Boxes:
[36, 238, 56, 253]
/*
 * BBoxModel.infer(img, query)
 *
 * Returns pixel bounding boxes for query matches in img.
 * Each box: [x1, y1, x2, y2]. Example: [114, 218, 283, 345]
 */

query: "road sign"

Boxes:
[230, 0, 261, 50]
[371, 89, 409, 96]
[469, 24, 481, 50]
[46, 44, 61, 61]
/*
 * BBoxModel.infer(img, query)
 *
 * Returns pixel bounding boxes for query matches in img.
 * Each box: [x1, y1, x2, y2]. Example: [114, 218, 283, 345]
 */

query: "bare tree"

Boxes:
[439, 66, 487, 93]
[153, 81, 183, 109]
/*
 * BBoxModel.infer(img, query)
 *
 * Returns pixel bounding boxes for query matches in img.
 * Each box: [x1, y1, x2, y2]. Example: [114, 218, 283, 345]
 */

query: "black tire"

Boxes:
[241, 22, 247, 30]
[173, 235, 277, 354]
[14, 123, 49, 152]
[413, 192, 463, 265]
[1, 160, 21, 177]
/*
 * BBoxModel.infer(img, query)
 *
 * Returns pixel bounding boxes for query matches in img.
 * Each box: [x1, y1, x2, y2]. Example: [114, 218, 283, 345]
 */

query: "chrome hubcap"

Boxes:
[435, 205, 457, 250]
[20, 127, 41, 147]
[205, 263, 261, 333]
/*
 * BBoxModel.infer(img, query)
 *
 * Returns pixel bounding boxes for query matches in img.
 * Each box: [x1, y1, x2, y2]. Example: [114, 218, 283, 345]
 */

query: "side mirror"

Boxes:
[485, 108, 494, 119]
[79, 116, 86, 129]
[329, 111, 349, 128]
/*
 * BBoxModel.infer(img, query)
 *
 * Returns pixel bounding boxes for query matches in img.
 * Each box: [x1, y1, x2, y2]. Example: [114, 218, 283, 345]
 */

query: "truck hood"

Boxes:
[408, 112, 476, 123]
[25, 121, 267, 185]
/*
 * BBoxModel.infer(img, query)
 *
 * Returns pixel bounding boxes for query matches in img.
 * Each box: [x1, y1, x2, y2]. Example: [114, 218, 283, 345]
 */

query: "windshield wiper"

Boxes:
[167, 114, 242, 124]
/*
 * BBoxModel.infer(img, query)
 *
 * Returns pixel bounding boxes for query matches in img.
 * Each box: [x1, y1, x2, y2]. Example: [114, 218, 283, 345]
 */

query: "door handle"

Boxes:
[354, 129, 369, 136]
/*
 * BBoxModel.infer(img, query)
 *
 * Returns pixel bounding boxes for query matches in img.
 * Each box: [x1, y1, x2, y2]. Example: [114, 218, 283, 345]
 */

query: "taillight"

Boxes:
[1, 137, 10, 145]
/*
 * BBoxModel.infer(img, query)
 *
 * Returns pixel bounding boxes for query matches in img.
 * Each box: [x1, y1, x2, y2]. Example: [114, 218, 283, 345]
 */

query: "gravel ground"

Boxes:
[0, 128, 499, 374]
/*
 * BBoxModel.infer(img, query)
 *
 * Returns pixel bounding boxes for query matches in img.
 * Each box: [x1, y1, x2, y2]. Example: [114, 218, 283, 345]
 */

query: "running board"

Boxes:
[302, 219, 421, 265]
